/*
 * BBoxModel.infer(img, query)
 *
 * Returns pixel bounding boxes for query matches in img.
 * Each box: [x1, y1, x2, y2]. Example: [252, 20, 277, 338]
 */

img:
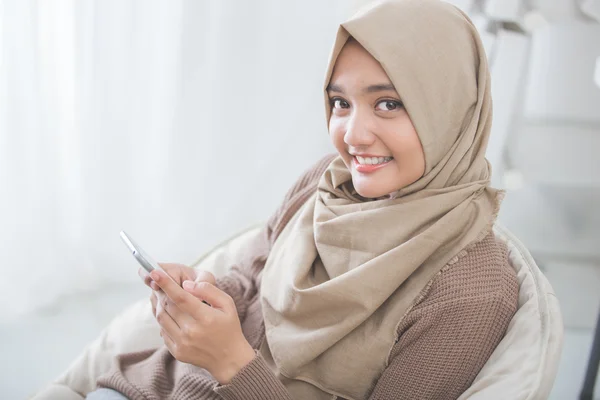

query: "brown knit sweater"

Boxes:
[97, 154, 519, 400]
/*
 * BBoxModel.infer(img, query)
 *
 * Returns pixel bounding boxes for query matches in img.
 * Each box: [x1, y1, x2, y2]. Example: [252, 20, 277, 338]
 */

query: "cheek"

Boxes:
[329, 119, 346, 151]
[408, 129, 426, 175]
[395, 132, 425, 177]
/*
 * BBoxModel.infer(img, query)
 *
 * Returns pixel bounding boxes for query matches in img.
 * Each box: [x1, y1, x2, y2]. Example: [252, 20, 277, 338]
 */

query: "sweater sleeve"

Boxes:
[213, 351, 293, 400]
[213, 153, 336, 323]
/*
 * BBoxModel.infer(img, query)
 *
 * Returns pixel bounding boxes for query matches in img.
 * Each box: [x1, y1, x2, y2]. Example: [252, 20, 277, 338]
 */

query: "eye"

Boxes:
[375, 100, 403, 111]
[330, 98, 350, 109]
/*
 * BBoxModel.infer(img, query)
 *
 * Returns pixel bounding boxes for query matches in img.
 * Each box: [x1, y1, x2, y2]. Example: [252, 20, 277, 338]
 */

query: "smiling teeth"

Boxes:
[356, 156, 393, 165]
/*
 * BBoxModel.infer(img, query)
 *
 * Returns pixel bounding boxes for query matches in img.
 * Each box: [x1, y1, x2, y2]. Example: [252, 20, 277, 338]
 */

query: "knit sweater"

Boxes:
[97, 154, 519, 400]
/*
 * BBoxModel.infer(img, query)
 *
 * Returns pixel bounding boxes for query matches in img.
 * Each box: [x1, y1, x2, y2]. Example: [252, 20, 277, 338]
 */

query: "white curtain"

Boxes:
[0, 0, 355, 320]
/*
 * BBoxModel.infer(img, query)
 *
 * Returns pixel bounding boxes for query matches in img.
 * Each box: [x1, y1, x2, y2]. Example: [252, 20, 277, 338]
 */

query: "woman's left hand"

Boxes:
[149, 269, 256, 385]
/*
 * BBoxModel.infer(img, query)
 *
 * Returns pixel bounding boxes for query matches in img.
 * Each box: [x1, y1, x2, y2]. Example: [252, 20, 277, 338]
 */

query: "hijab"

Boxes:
[260, 1, 503, 399]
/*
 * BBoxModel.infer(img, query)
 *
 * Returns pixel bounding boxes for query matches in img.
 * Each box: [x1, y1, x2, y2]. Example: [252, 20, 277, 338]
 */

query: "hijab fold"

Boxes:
[260, 1, 503, 399]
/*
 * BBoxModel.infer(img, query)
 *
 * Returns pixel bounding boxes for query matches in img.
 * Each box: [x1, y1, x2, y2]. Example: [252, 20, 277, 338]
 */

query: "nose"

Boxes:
[343, 109, 376, 148]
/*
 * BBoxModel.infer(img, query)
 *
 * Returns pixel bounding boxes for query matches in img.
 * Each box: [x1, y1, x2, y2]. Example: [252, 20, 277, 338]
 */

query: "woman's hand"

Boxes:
[138, 262, 199, 290]
[139, 263, 214, 317]
[149, 268, 256, 385]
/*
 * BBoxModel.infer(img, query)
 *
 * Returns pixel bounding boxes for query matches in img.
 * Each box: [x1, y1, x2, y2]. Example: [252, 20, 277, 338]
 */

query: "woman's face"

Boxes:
[327, 39, 425, 199]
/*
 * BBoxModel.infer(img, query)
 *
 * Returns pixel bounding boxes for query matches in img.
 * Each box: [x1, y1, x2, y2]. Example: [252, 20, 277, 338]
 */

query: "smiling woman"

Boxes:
[87, 1, 520, 399]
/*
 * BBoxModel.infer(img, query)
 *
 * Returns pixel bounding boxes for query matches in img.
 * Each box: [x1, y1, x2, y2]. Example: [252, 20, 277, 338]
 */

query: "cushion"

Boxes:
[457, 223, 564, 399]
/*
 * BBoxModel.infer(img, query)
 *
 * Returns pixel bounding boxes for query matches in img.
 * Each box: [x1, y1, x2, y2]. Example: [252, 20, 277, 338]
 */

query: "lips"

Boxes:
[352, 156, 393, 173]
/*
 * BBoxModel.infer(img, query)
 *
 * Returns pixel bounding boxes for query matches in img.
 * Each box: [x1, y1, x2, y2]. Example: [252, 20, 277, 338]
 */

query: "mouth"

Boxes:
[352, 156, 394, 173]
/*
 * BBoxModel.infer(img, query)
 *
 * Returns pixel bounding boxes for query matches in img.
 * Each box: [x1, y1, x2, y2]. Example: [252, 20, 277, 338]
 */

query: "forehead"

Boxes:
[329, 40, 391, 85]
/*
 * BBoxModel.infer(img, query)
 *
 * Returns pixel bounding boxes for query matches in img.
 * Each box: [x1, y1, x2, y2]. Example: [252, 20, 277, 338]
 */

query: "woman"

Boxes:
[90, 0, 519, 398]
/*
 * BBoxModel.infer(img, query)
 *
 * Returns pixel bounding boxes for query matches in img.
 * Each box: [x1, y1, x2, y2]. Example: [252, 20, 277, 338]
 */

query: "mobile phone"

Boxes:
[119, 230, 164, 274]
[120, 230, 209, 304]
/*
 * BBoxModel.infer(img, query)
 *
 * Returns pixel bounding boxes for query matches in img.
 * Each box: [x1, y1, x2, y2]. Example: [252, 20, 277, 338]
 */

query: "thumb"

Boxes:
[157, 262, 183, 280]
[182, 280, 229, 312]
[157, 263, 195, 286]
[194, 270, 216, 286]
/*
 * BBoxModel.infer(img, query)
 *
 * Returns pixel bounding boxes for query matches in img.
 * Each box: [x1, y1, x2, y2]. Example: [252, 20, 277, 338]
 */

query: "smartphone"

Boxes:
[119, 230, 164, 274]
[121, 230, 209, 304]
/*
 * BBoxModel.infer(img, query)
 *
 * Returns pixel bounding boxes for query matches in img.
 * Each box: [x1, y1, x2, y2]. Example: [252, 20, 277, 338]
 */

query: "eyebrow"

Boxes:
[326, 83, 397, 94]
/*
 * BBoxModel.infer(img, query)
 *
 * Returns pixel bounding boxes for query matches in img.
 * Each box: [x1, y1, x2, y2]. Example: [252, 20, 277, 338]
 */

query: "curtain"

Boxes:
[0, 0, 354, 320]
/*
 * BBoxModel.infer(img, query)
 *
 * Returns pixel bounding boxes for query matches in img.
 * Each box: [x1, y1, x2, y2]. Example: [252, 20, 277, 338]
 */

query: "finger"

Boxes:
[182, 280, 233, 313]
[138, 267, 153, 288]
[157, 262, 186, 279]
[150, 292, 157, 316]
[157, 263, 198, 287]
[150, 281, 160, 291]
[155, 290, 168, 314]
[161, 329, 180, 360]
[150, 269, 209, 317]
[158, 290, 193, 327]
[155, 300, 181, 337]
[194, 270, 216, 286]
[162, 262, 198, 284]
[157, 262, 179, 272]
[156, 263, 181, 285]
[155, 290, 168, 312]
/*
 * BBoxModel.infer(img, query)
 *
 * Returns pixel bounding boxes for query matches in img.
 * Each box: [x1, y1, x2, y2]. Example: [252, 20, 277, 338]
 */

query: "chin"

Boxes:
[353, 184, 390, 199]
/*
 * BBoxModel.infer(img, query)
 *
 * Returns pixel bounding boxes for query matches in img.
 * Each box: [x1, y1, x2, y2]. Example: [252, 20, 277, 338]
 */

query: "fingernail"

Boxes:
[150, 271, 160, 282]
[183, 280, 195, 290]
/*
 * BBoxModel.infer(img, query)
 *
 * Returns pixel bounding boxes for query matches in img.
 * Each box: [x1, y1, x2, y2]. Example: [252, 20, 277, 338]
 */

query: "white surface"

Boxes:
[486, 30, 530, 188]
[499, 186, 600, 260]
[443, 0, 475, 12]
[581, 0, 600, 21]
[0, 283, 148, 399]
[532, 0, 583, 21]
[523, 22, 600, 123]
[510, 123, 600, 187]
[484, 0, 525, 22]
[543, 260, 600, 330]
[595, 56, 600, 88]
[551, 328, 600, 400]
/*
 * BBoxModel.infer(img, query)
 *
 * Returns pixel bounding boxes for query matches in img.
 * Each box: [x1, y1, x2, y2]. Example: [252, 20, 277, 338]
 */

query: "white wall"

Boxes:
[499, 21, 600, 263]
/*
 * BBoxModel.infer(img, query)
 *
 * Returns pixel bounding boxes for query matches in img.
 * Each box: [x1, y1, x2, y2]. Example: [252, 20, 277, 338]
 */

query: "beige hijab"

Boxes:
[260, 1, 503, 399]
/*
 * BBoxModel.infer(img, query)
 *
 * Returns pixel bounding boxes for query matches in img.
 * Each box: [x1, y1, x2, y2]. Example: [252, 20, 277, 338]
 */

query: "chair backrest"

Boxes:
[459, 223, 564, 400]
[190, 223, 263, 276]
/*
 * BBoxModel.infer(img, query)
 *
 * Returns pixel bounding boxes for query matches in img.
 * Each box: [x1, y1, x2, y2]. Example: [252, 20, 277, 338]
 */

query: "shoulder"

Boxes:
[398, 231, 520, 335]
[420, 231, 519, 308]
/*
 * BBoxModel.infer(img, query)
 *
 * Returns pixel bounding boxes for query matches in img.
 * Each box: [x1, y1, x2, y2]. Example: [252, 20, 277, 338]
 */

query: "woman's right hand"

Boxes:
[138, 263, 216, 317]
